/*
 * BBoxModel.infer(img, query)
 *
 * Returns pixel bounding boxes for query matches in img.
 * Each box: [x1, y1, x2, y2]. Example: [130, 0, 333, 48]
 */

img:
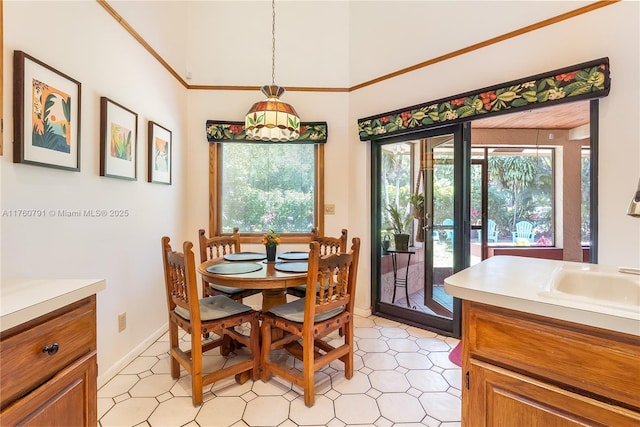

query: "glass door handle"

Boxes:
[423, 224, 432, 231]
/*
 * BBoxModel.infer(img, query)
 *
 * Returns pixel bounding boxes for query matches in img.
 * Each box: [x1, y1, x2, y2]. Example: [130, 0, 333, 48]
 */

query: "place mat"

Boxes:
[206, 262, 262, 275]
[278, 251, 309, 261]
[274, 261, 308, 273]
[223, 252, 267, 261]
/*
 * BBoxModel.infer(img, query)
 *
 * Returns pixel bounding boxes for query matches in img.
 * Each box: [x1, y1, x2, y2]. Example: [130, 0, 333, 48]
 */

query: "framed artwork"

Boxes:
[100, 97, 137, 180]
[148, 121, 172, 184]
[13, 50, 81, 171]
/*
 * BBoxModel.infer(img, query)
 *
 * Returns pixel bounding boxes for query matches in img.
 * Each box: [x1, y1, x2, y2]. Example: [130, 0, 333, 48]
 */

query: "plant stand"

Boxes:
[388, 248, 415, 306]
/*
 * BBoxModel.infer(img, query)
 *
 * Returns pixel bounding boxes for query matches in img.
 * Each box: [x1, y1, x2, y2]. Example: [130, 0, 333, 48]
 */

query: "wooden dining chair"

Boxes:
[198, 228, 262, 302]
[260, 237, 360, 407]
[162, 236, 260, 406]
[286, 228, 348, 298]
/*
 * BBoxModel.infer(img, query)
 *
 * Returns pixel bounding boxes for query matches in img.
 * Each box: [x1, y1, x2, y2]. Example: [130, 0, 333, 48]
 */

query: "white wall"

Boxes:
[1, 1, 188, 385]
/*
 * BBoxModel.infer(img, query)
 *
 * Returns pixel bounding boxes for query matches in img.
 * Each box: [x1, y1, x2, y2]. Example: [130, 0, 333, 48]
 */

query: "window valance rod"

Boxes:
[206, 121, 327, 144]
[358, 57, 610, 141]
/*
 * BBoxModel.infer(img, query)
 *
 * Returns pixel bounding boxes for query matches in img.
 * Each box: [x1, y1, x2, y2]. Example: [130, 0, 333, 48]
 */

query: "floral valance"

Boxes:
[206, 121, 328, 144]
[358, 57, 610, 141]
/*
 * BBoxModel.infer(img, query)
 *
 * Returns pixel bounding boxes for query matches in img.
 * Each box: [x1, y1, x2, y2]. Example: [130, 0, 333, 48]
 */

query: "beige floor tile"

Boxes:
[377, 393, 426, 424]
[129, 374, 177, 397]
[196, 396, 248, 427]
[415, 337, 452, 352]
[354, 327, 382, 339]
[369, 370, 410, 393]
[419, 391, 462, 422]
[98, 375, 140, 398]
[289, 395, 334, 425]
[387, 338, 420, 352]
[243, 395, 291, 426]
[147, 397, 200, 427]
[99, 397, 158, 427]
[334, 394, 380, 424]
[119, 357, 159, 375]
[395, 352, 433, 370]
[428, 350, 460, 369]
[406, 369, 450, 392]
[332, 371, 371, 394]
[379, 327, 409, 339]
[362, 352, 399, 370]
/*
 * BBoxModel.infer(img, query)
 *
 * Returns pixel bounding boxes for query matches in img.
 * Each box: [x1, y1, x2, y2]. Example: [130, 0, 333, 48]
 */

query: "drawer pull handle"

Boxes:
[42, 343, 59, 355]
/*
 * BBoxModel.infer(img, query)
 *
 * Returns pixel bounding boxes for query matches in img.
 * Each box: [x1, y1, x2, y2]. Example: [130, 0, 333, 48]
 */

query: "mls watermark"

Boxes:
[2, 209, 130, 218]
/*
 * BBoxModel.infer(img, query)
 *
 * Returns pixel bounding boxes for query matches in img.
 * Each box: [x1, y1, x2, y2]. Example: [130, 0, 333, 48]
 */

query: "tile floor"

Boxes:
[98, 314, 462, 427]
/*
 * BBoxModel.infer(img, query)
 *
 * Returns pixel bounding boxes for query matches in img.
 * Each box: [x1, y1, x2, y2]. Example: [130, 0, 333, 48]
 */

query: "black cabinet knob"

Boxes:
[42, 343, 59, 355]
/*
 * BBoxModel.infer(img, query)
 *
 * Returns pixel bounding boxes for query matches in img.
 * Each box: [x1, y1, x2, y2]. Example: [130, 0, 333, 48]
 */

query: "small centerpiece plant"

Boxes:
[262, 229, 280, 261]
[262, 229, 281, 246]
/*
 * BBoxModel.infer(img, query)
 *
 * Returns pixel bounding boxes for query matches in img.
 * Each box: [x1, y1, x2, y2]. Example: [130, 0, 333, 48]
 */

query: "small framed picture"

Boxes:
[100, 97, 137, 180]
[148, 121, 172, 184]
[13, 50, 81, 171]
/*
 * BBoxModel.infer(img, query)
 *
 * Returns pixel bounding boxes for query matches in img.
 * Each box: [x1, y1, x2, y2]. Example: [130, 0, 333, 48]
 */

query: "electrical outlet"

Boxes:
[118, 313, 126, 332]
[325, 204, 336, 215]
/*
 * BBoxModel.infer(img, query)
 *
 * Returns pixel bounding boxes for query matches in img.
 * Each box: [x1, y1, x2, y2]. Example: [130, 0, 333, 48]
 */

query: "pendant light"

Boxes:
[244, 0, 300, 142]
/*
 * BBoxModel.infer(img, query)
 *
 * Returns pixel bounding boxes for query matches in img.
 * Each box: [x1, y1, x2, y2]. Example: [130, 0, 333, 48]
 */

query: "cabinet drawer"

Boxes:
[0, 352, 97, 426]
[465, 301, 640, 410]
[0, 296, 96, 408]
[468, 359, 640, 426]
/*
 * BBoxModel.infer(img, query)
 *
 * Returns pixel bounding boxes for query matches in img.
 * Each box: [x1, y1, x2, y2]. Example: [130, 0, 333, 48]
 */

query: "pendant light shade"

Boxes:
[244, 0, 300, 142]
[245, 85, 300, 142]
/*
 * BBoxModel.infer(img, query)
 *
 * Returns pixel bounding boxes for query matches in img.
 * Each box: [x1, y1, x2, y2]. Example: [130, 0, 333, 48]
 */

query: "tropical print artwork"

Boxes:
[31, 78, 72, 153]
[110, 123, 133, 160]
[154, 136, 169, 172]
[358, 58, 610, 141]
[206, 121, 328, 144]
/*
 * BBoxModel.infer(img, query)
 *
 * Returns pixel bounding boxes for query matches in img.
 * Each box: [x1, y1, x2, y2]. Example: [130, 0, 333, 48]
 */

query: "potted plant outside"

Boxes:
[386, 205, 412, 251]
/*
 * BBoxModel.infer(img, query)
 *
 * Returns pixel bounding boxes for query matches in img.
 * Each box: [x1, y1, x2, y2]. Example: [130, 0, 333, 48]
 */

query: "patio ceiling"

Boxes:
[472, 101, 590, 130]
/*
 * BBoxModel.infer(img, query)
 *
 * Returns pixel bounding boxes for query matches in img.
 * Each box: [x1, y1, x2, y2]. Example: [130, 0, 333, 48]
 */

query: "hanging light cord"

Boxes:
[271, 0, 276, 86]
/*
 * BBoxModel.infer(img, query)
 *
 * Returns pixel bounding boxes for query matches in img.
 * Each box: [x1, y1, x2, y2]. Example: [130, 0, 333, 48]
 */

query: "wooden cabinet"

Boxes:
[0, 296, 97, 426]
[462, 301, 640, 426]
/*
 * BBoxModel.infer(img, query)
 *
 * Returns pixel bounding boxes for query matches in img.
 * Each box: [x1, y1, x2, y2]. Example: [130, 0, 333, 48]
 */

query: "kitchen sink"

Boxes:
[541, 265, 640, 312]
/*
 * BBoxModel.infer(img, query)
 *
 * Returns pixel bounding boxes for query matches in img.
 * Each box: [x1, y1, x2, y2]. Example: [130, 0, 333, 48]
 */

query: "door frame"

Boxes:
[370, 123, 469, 337]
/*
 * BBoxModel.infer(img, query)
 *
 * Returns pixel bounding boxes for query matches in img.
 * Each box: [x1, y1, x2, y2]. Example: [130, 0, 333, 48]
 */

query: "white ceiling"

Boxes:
[108, 1, 593, 89]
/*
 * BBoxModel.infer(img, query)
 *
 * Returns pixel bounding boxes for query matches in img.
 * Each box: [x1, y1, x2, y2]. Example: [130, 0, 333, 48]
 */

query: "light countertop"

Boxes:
[444, 256, 640, 336]
[1, 279, 106, 332]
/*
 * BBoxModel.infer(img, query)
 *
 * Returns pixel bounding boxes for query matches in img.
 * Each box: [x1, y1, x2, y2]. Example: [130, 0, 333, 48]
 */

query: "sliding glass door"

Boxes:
[372, 124, 468, 337]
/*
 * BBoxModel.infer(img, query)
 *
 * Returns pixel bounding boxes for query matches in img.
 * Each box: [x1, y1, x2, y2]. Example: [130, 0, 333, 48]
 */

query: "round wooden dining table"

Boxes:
[197, 259, 307, 312]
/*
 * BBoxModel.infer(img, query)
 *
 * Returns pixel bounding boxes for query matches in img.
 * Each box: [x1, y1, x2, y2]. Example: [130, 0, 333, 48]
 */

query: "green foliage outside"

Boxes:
[581, 155, 591, 242]
[221, 144, 315, 233]
[484, 153, 553, 242]
[381, 148, 412, 236]
[381, 145, 556, 245]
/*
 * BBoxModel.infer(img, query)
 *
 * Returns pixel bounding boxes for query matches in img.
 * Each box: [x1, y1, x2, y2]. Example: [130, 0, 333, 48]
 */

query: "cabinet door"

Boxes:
[0, 352, 97, 427]
[466, 359, 640, 427]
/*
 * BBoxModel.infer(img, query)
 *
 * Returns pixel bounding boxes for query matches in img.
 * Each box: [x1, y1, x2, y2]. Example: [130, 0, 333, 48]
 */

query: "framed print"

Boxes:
[148, 121, 172, 184]
[13, 50, 81, 171]
[100, 97, 137, 180]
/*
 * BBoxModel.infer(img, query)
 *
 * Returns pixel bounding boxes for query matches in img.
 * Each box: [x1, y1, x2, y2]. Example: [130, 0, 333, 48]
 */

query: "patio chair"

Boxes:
[161, 236, 260, 406]
[442, 218, 454, 242]
[512, 221, 535, 243]
[478, 219, 498, 243]
[260, 237, 360, 407]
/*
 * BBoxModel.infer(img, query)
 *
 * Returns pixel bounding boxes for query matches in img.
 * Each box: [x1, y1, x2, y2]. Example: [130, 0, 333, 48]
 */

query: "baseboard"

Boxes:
[97, 322, 168, 388]
[355, 306, 372, 318]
